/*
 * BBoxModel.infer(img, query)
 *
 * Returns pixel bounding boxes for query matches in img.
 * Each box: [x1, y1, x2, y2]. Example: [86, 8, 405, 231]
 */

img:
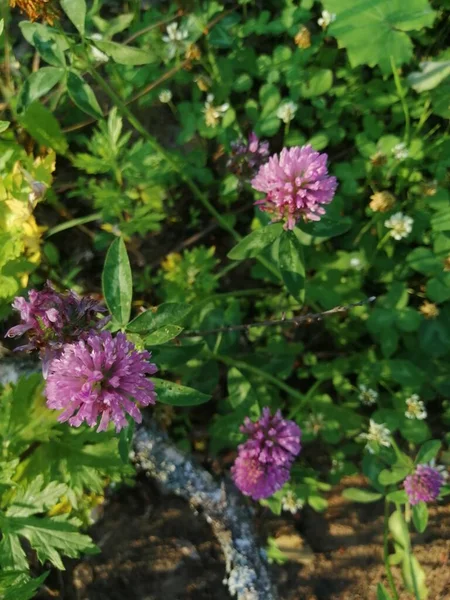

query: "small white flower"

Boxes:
[350, 257, 363, 270]
[276, 101, 298, 124]
[203, 94, 229, 128]
[384, 212, 414, 240]
[405, 394, 427, 420]
[305, 412, 325, 434]
[162, 22, 189, 59]
[358, 385, 378, 406]
[318, 10, 336, 28]
[358, 419, 391, 454]
[392, 142, 409, 161]
[159, 89, 173, 103]
[282, 490, 304, 514]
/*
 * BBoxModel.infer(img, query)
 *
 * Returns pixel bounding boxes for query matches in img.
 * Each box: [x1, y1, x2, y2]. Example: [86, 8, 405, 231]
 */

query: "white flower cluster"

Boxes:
[276, 101, 298, 124]
[203, 94, 229, 127]
[318, 10, 336, 28]
[359, 419, 391, 454]
[282, 490, 304, 514]
[159, 89, 173, 103]
[358, 385, 378, 406]
[385, 212, 414, 240]
[392, 142, 409, 161]
[162, 22, 189, 59]
[405, 394, 427, 420]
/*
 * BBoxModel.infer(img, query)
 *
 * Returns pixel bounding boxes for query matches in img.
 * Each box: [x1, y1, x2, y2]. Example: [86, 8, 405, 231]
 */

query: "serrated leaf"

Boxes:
[102, 237, 132, 327]
[67, 71, 103, 119]
[127, 303, 192, 334]
[61, 0, 86, 35]
[151, 378, 211, 406]
[2, 571, 48, 600]
[9, 515, 98, 570]
[342, 488, 383, 503]
[92, 39, 155, 65]
[323, 0, 437, 72]
[227, 223, 283, 260]
[7, 477, 67, 518]
[278, 230, 305, 303]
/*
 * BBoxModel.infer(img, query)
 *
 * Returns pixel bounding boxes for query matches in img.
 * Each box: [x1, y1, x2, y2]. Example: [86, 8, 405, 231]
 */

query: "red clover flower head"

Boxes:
[6, 282, 108, 375]
[45, 331, 157, 433]
[403, 463, 447, 506]
[231, 407, 301, 500]
[251, 145, 338, 230]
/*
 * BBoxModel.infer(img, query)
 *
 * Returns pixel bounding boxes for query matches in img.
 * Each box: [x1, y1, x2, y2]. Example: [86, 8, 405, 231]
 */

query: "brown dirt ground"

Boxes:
[42, 476, 450, 600]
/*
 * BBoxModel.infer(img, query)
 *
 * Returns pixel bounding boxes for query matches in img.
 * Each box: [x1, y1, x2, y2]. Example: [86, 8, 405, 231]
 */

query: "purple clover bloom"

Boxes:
[231, 407, 301, 500]
[6, 282, 108, 376]
[227, 132, 270, 180]
[45, 331, 157, 432]
[251, 145, 338, 230]
[404, 464, 447, 505]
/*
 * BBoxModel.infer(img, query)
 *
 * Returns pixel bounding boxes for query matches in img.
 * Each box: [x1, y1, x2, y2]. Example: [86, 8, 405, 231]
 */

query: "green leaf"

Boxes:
[426, 274, 450, 302]
[32, 31, 66, 67]
[377, 583, 393, 600]
[0, 19, 3, 37]
[127, 303, 192, 334]
[402, 554, 428, 598]
[17, 67, 65, 114]
[7, 477, 66, 518]
[378, 466, 410, 486]
[9, 515, 98, 570]
[386, 490, 408, 503]
[407, 60, 450, 92]
[323, 0, 437, 72]
[400, 419, 430, 444]
[1, 571, 48, 600]
[61, 0, 86, 35]
[0, 120, 9, 133]
[412, 502, 428, 533]
[144, 325, 183, 345]
[67, 71, 103, 119]
[102, 237, 132, 327]
[151, 378, 211, 406]
[19, 102, 68, 154]
[297, 216, 352, 240]
[92, 39, 155, 65]
[308, 494, 328, 512]
[389, 509, 409, 548]
[415, 439, 441, 464]
[342, 488, 383, 503]
[278, 230, 305, 303]
[300, 69, 333, 98]
[406, 247, 442, 276]
[227, 223, 283, 260]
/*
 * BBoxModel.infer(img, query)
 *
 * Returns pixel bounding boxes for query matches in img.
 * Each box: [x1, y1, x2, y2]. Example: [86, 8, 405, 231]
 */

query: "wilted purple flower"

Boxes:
[45, 331, 157, 432]
[404, 463, 447, 505]
[231, 407, 301, 500]
[227, 132, 270, 180]
[251, 145, 338, 229]
[5, 282, 108, 376]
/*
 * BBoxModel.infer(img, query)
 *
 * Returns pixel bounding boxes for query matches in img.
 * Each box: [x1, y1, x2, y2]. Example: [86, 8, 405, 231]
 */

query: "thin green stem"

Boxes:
[213, 353, 305, 405]
[84, 60, 282, 281]
[390, 56, 410, 145]
[383, 500, 400, 600]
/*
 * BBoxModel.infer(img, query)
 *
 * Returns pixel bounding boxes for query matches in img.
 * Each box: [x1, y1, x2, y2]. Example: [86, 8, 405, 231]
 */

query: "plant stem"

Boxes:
[213, 353, 305, 405]
[390, 56, 410, 145]
[383, 499, 400, 600]
[85, 62, 282, 281]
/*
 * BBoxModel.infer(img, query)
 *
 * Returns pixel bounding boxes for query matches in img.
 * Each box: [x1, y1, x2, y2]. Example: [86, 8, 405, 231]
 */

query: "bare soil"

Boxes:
[42, 476, 450, 600]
